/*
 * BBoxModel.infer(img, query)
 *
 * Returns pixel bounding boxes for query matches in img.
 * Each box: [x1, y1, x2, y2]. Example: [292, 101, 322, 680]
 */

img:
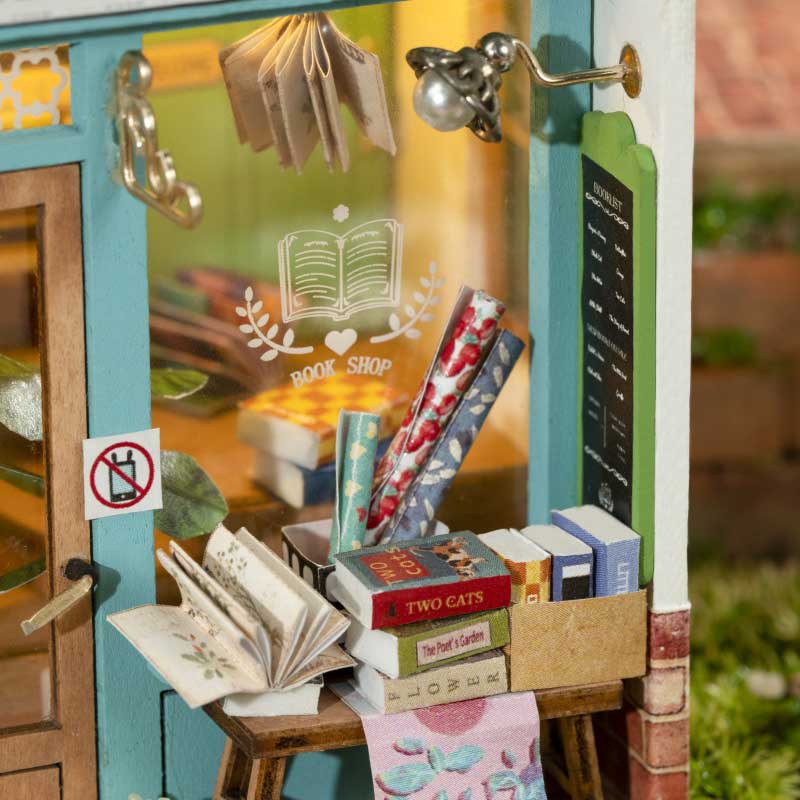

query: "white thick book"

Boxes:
[108, 524, 354, 712]
[222, 678, 323, 717]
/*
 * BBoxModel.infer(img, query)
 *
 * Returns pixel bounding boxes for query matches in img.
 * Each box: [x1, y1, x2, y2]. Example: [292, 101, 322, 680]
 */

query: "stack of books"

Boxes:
[331, 531, 513, 713]
[238, 374, 408, 508]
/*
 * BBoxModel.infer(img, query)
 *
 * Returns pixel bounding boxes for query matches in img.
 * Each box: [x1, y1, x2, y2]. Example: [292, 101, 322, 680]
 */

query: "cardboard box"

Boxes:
[506, 590, 647, 691]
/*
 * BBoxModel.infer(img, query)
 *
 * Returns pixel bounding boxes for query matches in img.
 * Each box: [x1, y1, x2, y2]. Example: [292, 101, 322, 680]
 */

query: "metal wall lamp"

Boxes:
[115, 51, 203, 229]
[407, 33, 642, 142]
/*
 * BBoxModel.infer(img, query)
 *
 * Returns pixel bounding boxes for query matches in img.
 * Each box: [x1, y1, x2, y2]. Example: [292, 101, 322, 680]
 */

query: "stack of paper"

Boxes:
[109, 524, 353, 715]
[220, 13, 396, 172]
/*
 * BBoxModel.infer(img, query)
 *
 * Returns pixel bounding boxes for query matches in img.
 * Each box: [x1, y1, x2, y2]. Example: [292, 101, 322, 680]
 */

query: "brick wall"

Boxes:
[596, 610, 691, 799]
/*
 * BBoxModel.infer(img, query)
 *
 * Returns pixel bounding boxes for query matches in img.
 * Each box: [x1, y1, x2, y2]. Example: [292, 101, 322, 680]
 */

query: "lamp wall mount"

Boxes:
[115, 51, 203, 229]
[407, 33, 642, 143]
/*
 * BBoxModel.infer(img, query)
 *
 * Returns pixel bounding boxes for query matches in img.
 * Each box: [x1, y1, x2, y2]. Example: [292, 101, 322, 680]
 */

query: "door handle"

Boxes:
[20, 558, 97, 636]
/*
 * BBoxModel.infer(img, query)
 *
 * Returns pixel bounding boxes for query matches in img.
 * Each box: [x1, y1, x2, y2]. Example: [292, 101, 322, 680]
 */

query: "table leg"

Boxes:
[247, 756, 287, 800]
[214, 737, 253, 800]
[558, 715, 604, 800]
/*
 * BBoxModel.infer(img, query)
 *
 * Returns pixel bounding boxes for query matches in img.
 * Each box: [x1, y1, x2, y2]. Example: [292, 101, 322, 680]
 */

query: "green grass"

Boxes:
[690, 561, 800, 798]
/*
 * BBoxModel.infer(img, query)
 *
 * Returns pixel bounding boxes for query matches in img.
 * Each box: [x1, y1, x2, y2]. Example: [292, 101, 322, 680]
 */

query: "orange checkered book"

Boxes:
[238, 374, 409, 470]
[479, 528, 552, 605]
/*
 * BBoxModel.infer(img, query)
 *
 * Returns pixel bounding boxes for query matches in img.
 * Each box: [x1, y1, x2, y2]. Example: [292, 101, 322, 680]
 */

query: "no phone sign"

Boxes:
[83, 429, 163, 520]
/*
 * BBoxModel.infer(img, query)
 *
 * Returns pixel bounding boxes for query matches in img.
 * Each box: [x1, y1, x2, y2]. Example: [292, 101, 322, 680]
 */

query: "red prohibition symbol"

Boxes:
[89, 441, 155, 509]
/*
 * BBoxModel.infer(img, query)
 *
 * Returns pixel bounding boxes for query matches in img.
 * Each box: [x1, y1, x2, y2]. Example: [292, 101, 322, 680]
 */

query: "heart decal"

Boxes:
[324, 328, 358, 356]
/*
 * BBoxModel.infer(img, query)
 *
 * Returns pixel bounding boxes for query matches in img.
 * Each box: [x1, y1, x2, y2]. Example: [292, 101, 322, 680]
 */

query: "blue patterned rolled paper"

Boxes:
[385, 330, 525, 541]
[328, 411, 381, 563]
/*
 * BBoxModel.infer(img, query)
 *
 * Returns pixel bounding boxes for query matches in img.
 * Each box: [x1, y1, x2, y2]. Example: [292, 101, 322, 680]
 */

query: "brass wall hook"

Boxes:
[115, 51, 203, 229]
[407, 33, 642, 143]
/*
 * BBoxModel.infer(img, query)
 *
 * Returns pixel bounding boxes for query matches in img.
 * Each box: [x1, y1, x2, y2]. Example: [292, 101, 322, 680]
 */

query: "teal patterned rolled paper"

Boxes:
[328, 411, 381, 563]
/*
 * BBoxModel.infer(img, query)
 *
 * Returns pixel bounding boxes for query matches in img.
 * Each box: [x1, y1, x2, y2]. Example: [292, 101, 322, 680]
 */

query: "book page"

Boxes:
[278, 229, 343, 321]
[220, 17, 292, 151]
[281, 644, 354, 690]
[304, 16, 336, 171]
[312, 15, 350, 172]
[342, 219, 402, 313]
[157, 550, 266, 682]
[203, 526, 307, 685]
[257, 19, 301, 168]
[169, 541, 272, 678]
[321, 14, 397, 155]
[275, 16, 320, 173]
[108, 605, 265, 709]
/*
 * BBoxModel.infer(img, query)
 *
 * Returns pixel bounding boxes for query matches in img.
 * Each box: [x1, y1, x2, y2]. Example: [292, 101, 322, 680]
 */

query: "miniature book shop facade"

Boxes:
[0, 2, 693, 800]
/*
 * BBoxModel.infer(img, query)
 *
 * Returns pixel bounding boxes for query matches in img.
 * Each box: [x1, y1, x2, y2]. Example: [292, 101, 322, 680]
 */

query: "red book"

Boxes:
[332, 532, 511, 629]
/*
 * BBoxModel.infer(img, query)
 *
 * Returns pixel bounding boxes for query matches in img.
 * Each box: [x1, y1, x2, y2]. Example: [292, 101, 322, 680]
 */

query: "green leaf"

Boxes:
[394, 738, 426, 755]
[486, 770, 523, 794]
[375, 763, 436, 796]
[444, 745, 485, 774]
[0, 464, 45, 497]
[0, 356, 42, 441]
[155, 450, 228, 539]
[0, 556, 45, 594]
[150, 368, 208, 400]
[427, 746, 446, 774]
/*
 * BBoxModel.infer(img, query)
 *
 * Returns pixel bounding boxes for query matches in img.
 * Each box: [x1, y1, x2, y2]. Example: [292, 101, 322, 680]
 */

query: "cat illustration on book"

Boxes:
[416, 537, 487, 581]
[278, 218, 403, 322]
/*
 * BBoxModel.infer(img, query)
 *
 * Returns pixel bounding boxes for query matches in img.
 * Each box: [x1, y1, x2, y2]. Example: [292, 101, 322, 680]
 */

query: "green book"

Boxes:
[344, 607, 509, 679]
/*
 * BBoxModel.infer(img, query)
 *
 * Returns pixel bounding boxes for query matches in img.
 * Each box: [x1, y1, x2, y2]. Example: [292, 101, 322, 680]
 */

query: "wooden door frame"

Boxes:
[0, 165, 97, 800]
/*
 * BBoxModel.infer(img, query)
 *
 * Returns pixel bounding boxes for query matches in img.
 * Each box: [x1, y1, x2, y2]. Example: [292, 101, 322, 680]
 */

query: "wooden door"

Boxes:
[0, 165, 96, 800]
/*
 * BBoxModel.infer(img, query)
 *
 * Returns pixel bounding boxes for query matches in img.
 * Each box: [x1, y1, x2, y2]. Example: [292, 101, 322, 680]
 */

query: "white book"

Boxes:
[108, 524, 354, 712]
[222, 678, 323, 717]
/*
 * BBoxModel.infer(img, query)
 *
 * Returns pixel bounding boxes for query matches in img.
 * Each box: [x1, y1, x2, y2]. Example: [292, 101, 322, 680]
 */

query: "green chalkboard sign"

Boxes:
[577, 111, 656, 585]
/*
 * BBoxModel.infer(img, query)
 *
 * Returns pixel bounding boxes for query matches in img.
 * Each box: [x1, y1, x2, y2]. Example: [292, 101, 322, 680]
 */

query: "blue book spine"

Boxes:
[552, 553, 593, 602]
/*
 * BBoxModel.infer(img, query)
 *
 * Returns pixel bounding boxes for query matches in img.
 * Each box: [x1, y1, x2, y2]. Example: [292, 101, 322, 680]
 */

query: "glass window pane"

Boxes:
[145, 0, 530, 602]
[0, 206, 53, 729]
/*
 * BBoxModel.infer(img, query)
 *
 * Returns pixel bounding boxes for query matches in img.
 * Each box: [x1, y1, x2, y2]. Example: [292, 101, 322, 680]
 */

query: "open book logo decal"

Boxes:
[278, 218, 404, 323]
[235, 208, 445, 387]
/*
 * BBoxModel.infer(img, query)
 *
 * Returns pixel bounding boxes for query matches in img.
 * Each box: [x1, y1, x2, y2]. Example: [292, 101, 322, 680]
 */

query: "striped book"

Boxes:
[551, 505, 640, 596]
[479, 529, 551, 604]
[520, 524, 593, 601]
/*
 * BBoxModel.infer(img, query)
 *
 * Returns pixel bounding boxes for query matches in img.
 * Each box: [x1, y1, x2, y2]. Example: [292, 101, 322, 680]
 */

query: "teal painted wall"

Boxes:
[527, 0, 590, 523]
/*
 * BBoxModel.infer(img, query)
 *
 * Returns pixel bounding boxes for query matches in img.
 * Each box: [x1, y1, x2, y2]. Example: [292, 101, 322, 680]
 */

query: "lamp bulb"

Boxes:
[413, 70, 476, 132]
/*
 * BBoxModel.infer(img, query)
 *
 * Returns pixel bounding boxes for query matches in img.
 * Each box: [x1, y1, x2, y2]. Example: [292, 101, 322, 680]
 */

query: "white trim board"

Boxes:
[592, 0, 695, 611]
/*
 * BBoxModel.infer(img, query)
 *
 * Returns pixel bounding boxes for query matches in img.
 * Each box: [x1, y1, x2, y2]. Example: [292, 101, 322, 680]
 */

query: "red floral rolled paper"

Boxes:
[365, 290, 505, 544]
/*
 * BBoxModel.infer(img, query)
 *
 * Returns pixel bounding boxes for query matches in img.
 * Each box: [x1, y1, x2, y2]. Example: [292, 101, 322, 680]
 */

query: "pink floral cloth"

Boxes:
[360, 692, 547, 800]
[366, 291, 505, 544]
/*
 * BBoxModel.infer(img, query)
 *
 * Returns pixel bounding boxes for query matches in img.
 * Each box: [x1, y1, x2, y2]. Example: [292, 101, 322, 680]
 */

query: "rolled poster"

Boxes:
[365, 289, 505, 544]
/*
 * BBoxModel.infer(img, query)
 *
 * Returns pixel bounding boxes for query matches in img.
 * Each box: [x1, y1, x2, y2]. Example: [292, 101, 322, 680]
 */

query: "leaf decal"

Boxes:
[244, 286, 254, 302]
[480, 393, 497, 404]
[248, 339, 263, 349]
[155, 451, 228, 540]
[261, 349, 279, 362]
[405, 329, 421, 340]
[393, 737, 425, 756]
[499, 341, 510, 365]
[470, 404, 486, 416]
[257, 314, 270, 327]
[375, 763, 436, 795]
[424, 498, 434, 520]
[266, 323, 279, 339]
[405, 305, 416, 318]
[389, 313, 400, 331]
[444, 745, 485, 773]
[429, 262, 437, 275]
[486, 770, 522, 793]
[428, 746, 446, 774]
[239, 324, 253, 334]
[501, 750, 517, 768]
[493, 367, 503, 388]
[421, 277, 431, 288]
[438, 468, 456, 479]
[251, 300, 263, 314]
[429, 460, 444, 470]
[235, 306, 247, 318]
[150, 368, 208, 400]
[283, 329, 295, 347]
[448, 439, 462, 463]
[421, 313, 433, 322]
[413, 291, 426, 304]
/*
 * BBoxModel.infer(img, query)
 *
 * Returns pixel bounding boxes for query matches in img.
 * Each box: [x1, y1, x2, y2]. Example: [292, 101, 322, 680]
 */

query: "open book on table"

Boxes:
[108, 524, 353, 715]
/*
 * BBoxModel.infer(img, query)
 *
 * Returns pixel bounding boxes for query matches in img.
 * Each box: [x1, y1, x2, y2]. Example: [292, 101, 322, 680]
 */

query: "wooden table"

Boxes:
[206, 682, 622, 800]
